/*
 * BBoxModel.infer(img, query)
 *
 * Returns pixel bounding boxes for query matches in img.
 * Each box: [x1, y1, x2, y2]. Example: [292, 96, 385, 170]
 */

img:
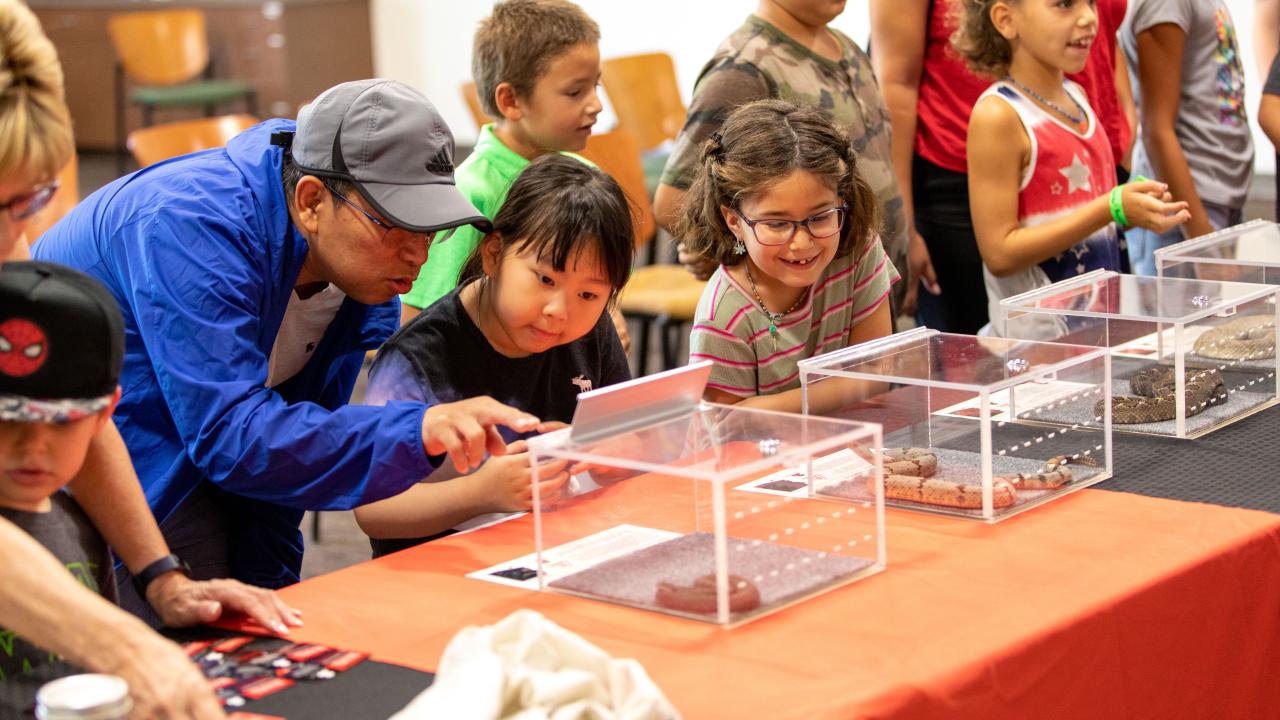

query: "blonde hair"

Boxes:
[0, 0, 73, 184]
[675, 99, 881, 268]
[950, 0, 1014, 78]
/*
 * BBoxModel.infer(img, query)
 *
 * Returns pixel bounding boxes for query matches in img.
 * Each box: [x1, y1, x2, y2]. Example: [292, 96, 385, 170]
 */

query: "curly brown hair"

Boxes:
[675, 99, 881, 269]
[950, 0, 1015, 78]
[472, 0, 600, 118]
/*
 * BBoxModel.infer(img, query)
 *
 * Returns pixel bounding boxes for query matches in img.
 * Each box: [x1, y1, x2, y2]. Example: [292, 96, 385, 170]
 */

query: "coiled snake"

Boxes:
[872, 448, 1092, 510]
[1097, 365, 1228, 424]
[1193, 315, 1276, 361]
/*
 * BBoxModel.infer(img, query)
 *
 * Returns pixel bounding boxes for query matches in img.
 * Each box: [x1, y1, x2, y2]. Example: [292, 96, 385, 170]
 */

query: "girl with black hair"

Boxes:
[355, 154, 635, 556]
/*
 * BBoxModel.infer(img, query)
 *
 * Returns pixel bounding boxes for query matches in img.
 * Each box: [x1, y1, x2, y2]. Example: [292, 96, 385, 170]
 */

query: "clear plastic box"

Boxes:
[526, 404, 885, 627]
[798, 328, 1112, 521]
[1156, 219, 1280, 285]
[1000, 269, 1278, 439]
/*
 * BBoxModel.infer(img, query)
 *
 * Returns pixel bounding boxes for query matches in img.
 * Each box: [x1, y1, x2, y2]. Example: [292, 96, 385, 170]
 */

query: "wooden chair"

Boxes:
[127, 114, 259, 168]
[461, 82, 490, 131]
[107, 9, 257, 173]
[24, 155, 80, 245]
[580, 129, 704, 374]
[601, 53, 686, 152]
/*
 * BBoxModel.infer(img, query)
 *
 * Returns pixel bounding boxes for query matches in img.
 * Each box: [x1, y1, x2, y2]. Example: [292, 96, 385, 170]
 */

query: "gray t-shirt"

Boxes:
[0, 492, 117, 691]
[1265, 52, 1280, 96]
[1120, 0, 1253, 209]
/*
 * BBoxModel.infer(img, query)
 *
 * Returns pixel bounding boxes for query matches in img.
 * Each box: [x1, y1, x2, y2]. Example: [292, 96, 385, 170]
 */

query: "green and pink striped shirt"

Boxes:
[689, 238, 898, 397]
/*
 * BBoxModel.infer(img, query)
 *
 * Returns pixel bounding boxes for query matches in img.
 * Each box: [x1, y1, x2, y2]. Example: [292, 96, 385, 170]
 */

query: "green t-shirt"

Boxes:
[401, 124, 589, 309]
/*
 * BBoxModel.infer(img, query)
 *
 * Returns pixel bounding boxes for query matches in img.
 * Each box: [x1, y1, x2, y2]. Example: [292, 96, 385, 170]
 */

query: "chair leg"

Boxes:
[246, 90, 258, 117]
[310, 512, 322, 543]
[659, 316, 680, 370]
[141, 104, 154, 128]
[115, 63, 127, 176]
[633, 315, 653, 376]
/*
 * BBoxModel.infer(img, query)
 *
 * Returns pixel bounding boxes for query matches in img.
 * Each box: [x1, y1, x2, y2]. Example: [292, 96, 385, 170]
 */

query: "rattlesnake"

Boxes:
[1193, 315, 1276, 361]
[871, 448, 1091, 510]
[1098, 365, 1228, 424]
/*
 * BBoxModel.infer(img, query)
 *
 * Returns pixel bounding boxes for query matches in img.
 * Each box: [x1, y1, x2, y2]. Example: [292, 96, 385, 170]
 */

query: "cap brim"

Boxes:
[356, 181, 492, 234]
[0, 394, 112, 423]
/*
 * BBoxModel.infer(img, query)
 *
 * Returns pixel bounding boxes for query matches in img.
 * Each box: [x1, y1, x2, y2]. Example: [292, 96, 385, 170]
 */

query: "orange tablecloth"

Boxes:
[239, 486, 1280, 719]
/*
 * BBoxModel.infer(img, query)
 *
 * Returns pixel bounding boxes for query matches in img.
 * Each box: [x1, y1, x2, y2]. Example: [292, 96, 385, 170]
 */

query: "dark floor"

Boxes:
[70, 151, 1280, 581]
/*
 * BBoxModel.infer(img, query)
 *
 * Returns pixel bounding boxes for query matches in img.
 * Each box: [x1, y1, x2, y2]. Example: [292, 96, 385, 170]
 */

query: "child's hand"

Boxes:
[677, 241, 718, 281]
[1121, 180, 1191, 234]
[474, 439, 571, 512]
[421, 397, 540, 473]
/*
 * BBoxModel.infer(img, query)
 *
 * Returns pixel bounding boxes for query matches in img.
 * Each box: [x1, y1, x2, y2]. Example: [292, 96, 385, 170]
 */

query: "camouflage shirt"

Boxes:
[661, 15, 908, 308]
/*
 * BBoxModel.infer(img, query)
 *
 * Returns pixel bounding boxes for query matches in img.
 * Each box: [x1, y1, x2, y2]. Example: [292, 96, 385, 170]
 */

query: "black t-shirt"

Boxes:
[364, 287, 631, 558]
[0, 491, 118, 711]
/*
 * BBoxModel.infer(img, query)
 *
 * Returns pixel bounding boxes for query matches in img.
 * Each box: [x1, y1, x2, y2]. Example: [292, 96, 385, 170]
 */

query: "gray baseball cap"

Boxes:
[293, 79, 490, 234]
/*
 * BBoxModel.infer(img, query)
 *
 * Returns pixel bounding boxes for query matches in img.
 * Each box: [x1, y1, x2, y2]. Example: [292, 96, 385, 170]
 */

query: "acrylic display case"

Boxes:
[526, 403, 885, 627]
[1156, 219, 1280, 285]
[798, 328, 1112, 521]
[1000, 269, 1278, 439]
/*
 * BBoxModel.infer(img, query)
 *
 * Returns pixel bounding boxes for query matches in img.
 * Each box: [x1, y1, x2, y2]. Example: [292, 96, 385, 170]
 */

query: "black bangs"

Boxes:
[460, 154, 634, 298]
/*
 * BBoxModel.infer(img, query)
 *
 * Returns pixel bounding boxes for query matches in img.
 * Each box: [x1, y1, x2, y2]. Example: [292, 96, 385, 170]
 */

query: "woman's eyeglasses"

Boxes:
[0, 181, 60, 223]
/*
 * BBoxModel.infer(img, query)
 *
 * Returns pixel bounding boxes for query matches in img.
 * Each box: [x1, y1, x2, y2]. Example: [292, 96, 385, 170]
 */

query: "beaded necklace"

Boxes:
[1004, 75, 1086, 126]
[744, 262, 808, 352]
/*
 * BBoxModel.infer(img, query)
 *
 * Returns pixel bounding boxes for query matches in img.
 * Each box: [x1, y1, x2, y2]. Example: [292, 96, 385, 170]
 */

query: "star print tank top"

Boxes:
[979, 79, 1122, 336]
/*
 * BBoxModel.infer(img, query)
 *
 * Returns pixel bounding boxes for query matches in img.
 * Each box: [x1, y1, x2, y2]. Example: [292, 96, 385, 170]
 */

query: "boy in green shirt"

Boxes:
[400, 0, 602, 321]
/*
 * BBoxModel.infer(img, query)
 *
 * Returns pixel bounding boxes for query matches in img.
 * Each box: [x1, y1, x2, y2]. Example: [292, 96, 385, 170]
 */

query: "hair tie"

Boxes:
[707, 130, 725, 161]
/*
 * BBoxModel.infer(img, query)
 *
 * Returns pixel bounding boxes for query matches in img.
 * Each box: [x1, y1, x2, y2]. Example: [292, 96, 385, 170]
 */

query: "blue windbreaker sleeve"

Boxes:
[117, 209, 434, 511]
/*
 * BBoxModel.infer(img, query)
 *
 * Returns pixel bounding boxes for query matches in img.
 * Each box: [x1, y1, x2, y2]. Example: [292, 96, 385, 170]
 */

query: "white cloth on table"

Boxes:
[391, 609, 679, 720]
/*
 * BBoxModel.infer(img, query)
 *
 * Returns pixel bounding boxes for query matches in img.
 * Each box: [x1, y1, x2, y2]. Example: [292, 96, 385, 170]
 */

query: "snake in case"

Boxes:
[871, 448, 1094, 510]
[1192, 315, 1275, 361]
[1098, 365, 1228, 424]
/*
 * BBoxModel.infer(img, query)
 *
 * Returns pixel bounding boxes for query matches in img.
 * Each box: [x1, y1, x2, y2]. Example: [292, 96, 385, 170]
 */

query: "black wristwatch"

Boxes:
[134, 553, 191, 596]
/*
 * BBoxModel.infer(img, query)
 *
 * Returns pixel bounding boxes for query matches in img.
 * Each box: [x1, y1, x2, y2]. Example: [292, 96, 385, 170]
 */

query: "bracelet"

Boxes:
[1109, 185, 1128, 227]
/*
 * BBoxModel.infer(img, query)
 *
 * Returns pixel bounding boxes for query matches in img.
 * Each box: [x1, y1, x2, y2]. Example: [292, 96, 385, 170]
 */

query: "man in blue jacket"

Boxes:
[35, 79, 540, 590]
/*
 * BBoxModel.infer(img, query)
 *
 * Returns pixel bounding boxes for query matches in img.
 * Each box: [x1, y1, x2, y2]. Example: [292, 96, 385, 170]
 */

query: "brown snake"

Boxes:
[871, 448, 1092, 510]
[1192, 315, 1276, 361]
[1098, 365, 1228, 424]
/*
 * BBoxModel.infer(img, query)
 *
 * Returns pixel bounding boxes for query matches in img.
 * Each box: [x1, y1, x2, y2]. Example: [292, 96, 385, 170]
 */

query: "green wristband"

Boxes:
[1109, 185, 1128, 227]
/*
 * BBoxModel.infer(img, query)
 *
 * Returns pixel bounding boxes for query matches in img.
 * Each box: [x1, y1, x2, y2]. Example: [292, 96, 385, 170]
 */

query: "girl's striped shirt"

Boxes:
[689, 237, 898, 397]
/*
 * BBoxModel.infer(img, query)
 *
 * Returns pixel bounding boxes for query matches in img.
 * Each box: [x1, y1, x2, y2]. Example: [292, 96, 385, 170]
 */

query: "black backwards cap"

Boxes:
[0, 262, 124, 423]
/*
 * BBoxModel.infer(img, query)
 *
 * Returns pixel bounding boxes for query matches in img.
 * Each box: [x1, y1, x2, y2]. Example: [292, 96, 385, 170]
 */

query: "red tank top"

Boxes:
[916, 0, 1131, 174]
[982, 80, 1121, 278]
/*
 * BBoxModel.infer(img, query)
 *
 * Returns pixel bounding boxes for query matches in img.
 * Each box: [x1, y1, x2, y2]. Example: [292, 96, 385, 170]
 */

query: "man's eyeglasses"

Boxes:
[324, 183, 434, 244]
[0, 181, 60, 223]
[733, 204, 846, 246]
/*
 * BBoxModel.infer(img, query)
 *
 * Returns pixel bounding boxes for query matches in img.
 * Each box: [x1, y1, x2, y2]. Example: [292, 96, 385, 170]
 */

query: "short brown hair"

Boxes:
[472, 0, 600, 118]
[0, 0, 73, 184]
[675, 99, 882, 269]
[950, 0, 1015, 78]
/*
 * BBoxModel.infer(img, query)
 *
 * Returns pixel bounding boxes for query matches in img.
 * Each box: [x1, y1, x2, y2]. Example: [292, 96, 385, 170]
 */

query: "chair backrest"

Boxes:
[107, 9, 209, 86]
[578, 129, 656, 250]
[600, 53, 686, 152]
[461, 82, 490, 131]
[127, 114, 259, 168]
[25, 155, 80, 245]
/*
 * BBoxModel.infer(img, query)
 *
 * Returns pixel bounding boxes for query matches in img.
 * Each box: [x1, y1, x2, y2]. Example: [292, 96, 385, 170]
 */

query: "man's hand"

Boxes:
[902, 230, 939, 316]
[471, 439, 571, 512]
[676, 241, 717, 281]
[103, 631, 225, 719]
[421, 397, 540, 473]
[146, 573, 303, 636]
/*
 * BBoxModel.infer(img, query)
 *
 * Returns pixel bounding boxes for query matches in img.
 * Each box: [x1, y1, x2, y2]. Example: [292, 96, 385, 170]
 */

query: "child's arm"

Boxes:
[1115, 51, 1137, 171]
[1133, 22, 1213, 239]
[967, 96, 1188, 276]
[354, 440, 569, 539]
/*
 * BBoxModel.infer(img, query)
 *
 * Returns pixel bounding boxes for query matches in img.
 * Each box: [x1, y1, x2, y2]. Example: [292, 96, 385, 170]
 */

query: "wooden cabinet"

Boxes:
[32, 0, 374, 151]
